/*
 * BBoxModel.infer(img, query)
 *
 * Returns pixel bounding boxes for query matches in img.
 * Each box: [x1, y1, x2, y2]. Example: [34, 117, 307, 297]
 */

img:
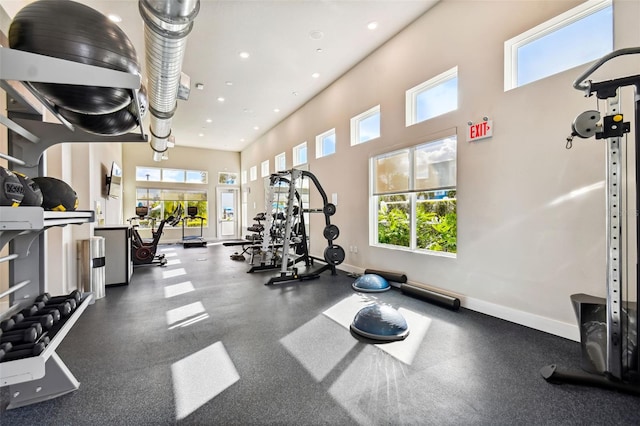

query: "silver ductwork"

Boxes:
[139, 0, 200, 161]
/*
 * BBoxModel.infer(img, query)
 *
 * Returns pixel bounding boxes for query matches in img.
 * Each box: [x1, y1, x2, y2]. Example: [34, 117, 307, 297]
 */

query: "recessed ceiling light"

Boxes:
[367, 21, 378, 30]
[195, 83, 204, 90]
[292, 91, 298, 96]
[198, 133, 204, 137]
[253, 126, 260, 130]
[239, 51, 250, 59]
[274, 108, 280, 113]
[108, 14, 122, 23]
[316, 48, 323, 53]
[225, 81, 233, 86]
[206, 118, 212, 123]
[217, 97, 225, 102]
[309, 30, 324, 40]
[311, 73, 320, 79]
[240, 138, 245, 142]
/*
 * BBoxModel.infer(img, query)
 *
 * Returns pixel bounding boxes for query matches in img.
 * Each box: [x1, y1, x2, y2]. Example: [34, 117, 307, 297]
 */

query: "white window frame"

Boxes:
[293, 141, 308, 166]
[369, 135, 457, 257]
[261, 160, 270, 177]
[250, 166, 257, 181]
[351, 105, 381, 146]
[275, 152, 286, 172]
[315, 128, 336, 159]
[405, 66, 458, 127]
[504, 0, 612, 91]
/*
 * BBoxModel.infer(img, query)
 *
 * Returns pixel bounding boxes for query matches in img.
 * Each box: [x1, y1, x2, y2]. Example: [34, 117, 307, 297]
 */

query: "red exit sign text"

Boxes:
[467, 120, 493, 142]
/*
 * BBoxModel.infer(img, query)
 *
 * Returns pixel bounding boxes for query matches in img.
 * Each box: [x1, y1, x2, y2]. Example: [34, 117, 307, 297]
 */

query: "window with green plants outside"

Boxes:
[372, 136, 457, 254]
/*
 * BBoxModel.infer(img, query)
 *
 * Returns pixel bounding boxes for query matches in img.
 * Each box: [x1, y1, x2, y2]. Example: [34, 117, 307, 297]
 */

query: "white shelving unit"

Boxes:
[0, 45, 147, 409]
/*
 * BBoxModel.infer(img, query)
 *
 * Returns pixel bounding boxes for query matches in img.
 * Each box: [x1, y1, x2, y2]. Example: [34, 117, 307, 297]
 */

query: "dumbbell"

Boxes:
[19, 303, 62, 324]
[35, 290, 81, 305]
[10, 335, 50, 352]
[0, 341, 47, 362]
[2, 314, 54, 333]
[32, 300, 75, 318]
[0, 325, 40, 344]
[0, 342, 12, 360]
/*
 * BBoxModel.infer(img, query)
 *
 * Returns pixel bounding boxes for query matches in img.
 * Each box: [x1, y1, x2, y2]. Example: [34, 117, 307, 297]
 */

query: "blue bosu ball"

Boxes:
[350, 304, 409, 341]
[352, 274, 390, 293]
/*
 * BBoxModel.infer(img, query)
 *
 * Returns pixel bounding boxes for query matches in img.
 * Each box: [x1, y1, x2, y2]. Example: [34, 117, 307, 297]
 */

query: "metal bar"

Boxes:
[0, 280, 30, 300]
[0, 151, 26, 166]
[0, 47, 141, 89]
[605, 93, 623, 379]
[573, 47, 640, 93]
[0, 253, 18, 264]
[0, 114, 40, 144]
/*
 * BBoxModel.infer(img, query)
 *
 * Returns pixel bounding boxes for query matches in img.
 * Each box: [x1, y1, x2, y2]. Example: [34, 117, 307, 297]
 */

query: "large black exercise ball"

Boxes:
[0, 166, 24, 207]
[13, 172, 43, 206]
[32, 177, 78, 212]
[8, 0, 140, 114]
[57, 84, 148, 135]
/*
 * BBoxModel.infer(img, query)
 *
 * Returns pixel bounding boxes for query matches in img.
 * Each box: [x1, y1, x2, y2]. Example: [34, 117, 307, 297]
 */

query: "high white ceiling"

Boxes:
[1, 0, 438, 152]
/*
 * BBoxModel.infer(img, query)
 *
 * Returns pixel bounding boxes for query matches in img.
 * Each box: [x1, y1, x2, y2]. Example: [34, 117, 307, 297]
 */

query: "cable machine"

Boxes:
[249, 169, 345, 285]
[542, 48, 640, 394]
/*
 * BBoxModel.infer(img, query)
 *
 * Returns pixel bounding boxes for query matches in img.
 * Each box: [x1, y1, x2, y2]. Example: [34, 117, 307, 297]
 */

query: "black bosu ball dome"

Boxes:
[32, 177, 78, 212]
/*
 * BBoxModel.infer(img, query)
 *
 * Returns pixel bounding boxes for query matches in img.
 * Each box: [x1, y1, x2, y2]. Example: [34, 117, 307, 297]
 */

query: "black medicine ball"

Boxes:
[13, 172, 43, 207]
[0, 166, 24, 207]
[32, 177, 78, 212]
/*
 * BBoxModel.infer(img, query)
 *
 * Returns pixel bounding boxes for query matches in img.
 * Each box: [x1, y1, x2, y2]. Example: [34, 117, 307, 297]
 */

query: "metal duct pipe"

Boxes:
[139, 0, 199, 161]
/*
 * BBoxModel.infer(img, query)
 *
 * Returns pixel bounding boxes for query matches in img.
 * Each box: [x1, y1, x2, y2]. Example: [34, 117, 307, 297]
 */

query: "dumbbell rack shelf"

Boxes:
[0, 293, 94, 409]
[0, 44, 147, 409]
[0, 207, 96, 408]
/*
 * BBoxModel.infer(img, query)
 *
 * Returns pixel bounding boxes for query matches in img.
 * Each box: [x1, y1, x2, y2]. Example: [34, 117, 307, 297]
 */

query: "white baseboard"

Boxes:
[337, 264, 579, 342]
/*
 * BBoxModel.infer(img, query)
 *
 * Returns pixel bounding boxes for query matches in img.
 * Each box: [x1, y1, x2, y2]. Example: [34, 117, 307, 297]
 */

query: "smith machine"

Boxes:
[249, 169, 345, 285]
[543, 48, 640, 395]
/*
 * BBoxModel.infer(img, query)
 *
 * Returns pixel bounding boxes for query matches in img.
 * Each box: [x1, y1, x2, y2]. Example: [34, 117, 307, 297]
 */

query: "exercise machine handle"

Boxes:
[573, 47, 640, 94]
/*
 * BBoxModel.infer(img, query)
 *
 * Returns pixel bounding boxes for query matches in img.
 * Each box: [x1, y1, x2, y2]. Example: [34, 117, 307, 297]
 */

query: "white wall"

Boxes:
[122, 142, 241, 243]
[240, 0, 640, 340]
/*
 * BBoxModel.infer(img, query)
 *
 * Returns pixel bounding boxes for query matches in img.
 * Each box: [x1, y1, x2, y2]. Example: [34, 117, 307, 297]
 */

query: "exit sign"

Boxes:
[467, 120, 493, 142]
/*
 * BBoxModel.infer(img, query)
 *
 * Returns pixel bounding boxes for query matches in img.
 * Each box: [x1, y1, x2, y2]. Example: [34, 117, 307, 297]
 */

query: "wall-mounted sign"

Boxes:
[467, 119, 493, 142]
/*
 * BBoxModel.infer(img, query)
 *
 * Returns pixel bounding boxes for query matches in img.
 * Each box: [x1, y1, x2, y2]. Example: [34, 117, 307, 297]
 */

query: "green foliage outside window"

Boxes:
[377, 191, 456, 253]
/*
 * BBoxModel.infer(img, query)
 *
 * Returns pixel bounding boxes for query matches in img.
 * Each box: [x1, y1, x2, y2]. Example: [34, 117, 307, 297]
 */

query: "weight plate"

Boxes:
[324, 245, 345, 265]
[323, 224, 340, 241]
[323, 203, 336, 216]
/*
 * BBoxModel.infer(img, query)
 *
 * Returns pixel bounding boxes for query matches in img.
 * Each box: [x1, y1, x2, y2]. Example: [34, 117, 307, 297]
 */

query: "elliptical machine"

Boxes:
[130, 204, 183, 267]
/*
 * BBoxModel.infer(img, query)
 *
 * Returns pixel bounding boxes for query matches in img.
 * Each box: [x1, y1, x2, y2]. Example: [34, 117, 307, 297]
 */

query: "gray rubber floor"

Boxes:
[1, 243, 639, 425]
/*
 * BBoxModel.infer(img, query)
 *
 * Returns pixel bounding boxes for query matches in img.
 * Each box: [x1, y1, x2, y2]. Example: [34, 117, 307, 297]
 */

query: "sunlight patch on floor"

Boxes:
[163, 268, 187, 279]
[166, 301, 207, 328]
[164, 281, 195, 299]
[171, 341, 240, 420]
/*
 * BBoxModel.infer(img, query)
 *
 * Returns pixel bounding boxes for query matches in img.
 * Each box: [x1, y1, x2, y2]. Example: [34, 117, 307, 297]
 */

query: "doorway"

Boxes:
[217, 187, 239, 239]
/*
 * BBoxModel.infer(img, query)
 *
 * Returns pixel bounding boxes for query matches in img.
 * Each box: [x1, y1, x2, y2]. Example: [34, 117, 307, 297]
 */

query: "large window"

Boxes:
[351, 105, 380, 146]
[406, 67, 458, 127]
[136, 166, 208, 184]
[316, 128, 336, 158]
[135, 188, 208, 228]
[504, 0, 612, 90]
[371, 135, 457, 254]
[293, 142, 307, 166]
